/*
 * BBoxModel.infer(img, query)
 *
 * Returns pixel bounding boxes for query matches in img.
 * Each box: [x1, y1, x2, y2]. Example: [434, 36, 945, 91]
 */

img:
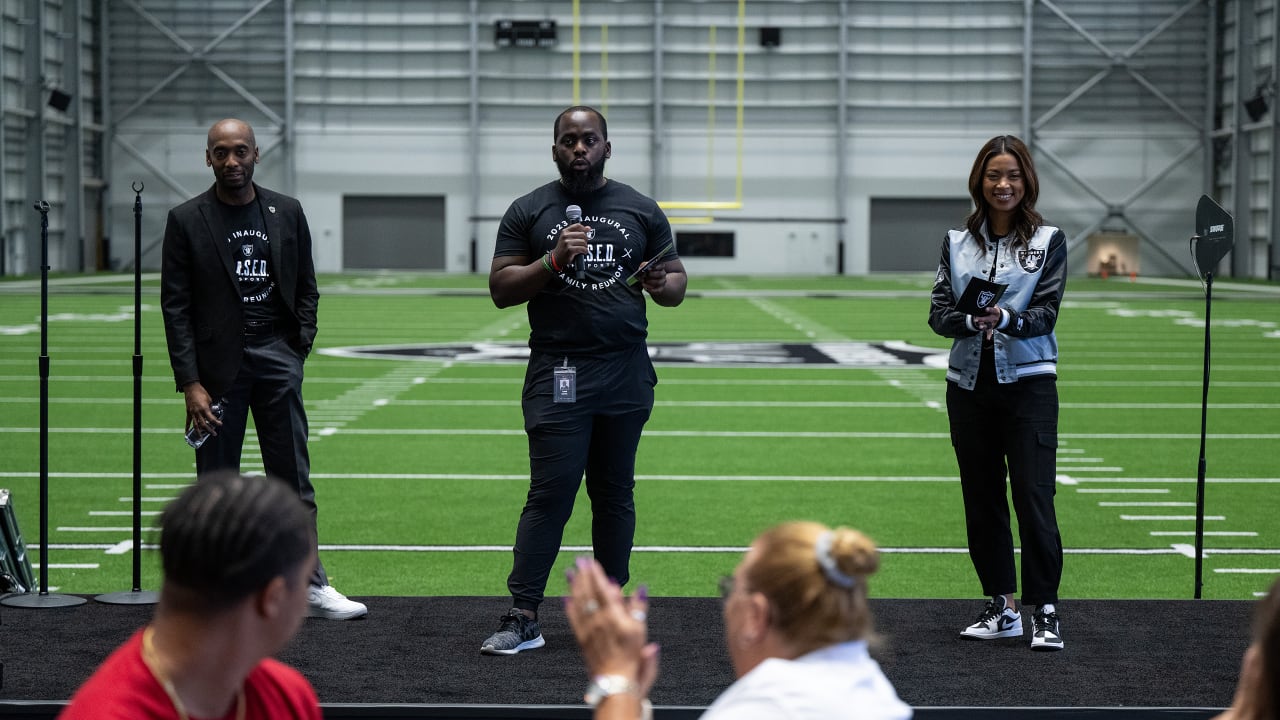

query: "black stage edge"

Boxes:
[0, 597, 1246, 719]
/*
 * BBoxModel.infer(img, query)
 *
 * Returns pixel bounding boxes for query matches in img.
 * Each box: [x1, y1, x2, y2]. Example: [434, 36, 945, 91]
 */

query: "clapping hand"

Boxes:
[565, 557, 660, 699]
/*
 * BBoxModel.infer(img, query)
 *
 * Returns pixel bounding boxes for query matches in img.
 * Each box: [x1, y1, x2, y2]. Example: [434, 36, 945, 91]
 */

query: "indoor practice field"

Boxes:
[0, 272, 1276, 602]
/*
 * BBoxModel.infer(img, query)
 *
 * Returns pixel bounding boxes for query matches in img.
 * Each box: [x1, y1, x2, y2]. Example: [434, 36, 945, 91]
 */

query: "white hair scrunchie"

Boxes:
[814, 530, 856, 589]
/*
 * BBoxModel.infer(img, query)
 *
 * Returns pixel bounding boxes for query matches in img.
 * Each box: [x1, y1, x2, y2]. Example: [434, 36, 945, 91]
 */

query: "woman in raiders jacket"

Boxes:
[929, 135, 1068, 652]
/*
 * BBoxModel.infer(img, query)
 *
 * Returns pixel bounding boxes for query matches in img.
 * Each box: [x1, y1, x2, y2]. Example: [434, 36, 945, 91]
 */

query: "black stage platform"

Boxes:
[0, 596, 1249, 719]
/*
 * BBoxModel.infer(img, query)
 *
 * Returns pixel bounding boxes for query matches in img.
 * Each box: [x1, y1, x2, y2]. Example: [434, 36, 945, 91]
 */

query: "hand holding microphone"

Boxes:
[565, 205, 587, 280]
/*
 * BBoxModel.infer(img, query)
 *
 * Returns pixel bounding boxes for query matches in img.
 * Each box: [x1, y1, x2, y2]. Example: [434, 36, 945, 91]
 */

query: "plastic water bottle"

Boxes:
[184, 401, 225, 449]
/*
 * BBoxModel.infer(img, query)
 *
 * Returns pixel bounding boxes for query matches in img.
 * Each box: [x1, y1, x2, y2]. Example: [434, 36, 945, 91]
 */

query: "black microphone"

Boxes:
[566, 204, 586, 280]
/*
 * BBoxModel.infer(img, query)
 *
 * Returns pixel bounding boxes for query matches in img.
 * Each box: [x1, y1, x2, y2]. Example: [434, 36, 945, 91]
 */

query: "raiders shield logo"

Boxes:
[1017, 248, 1045, 272]
[242, 245, 253, 257]
[977, 290, 995, 308]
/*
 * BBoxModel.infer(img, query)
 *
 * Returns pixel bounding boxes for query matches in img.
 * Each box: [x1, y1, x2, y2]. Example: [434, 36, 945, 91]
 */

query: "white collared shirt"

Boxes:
[700, 640, 913, 720]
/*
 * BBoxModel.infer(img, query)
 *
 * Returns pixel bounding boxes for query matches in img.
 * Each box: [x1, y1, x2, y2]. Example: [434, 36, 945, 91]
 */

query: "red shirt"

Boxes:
[59, 630, 321, 720]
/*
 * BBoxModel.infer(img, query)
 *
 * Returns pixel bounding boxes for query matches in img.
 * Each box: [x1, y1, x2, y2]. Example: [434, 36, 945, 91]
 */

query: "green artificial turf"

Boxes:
[0, 272, 1275, 600]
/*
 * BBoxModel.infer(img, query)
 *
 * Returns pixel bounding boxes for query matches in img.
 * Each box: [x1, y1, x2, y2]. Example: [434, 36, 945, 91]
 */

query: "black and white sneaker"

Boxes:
[1031, 606, 1064, 651]
[480, 609, 546, 655]
[960, 596, 1023, 640]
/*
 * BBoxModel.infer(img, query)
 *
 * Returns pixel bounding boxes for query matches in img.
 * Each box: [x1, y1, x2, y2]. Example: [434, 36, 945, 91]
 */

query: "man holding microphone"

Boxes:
[482, 105, 687, 655]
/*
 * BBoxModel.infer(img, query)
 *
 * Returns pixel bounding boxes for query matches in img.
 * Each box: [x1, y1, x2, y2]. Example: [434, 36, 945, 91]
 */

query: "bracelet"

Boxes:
[591, 693, 653, 720]
[541, 253, 555, 273]
[547, 251, 562, 273]
[584, 674, 639, 707]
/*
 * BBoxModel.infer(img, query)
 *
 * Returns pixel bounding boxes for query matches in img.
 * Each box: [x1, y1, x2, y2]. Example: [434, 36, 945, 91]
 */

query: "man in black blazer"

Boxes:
[160, 118, 366, 620]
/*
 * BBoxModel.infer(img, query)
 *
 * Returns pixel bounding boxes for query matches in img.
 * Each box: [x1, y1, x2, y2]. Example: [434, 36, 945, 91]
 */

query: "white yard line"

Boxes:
[4, 374, 1278, 389]
[1077, 489, 1170, 494]
[1121, 515, 1225, 521]
[1151, 531, 1257, 537]
[1098, 502, 1195, 507]
[6, 427, 1277, 440]
[1, 471, 1276, 484]
[36, 543, 1279, 556]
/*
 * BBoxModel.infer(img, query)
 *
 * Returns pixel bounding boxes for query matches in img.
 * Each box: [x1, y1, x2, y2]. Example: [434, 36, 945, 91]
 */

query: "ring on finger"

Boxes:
[583, 599, 600, 615]
[630, 609, 647, 623]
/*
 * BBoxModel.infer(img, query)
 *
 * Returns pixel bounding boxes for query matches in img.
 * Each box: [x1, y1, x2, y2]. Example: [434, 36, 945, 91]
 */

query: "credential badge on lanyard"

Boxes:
[553, 358, 577, 403]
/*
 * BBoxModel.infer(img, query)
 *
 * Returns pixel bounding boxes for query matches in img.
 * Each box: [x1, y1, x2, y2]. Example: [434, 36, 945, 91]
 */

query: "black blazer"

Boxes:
[160, 184, 319, 398]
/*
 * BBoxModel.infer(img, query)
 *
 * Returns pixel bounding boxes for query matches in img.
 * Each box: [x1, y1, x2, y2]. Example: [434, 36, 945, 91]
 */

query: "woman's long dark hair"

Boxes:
[965, 135, 1043, 251]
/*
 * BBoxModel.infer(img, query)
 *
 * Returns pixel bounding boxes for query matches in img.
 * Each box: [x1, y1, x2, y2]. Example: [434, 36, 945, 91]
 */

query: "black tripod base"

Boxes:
[94, 589, 158, 605]
[1, 592, 87, 608]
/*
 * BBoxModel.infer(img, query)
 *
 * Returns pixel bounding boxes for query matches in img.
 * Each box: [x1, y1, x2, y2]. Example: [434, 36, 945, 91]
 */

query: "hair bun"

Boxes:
[830, 527, 880, 578]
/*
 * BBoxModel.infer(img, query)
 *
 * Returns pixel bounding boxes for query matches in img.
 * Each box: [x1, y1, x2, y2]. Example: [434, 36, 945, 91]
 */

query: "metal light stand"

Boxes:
[1, 202, 86, 609]
[97, 183, 158, 605]
[1189, 194, 1234, 600]
[1193, 268, 1214, 599]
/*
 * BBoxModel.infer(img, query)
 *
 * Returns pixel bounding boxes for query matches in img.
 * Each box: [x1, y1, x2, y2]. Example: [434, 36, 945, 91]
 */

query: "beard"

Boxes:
[556, 155, 607, 194]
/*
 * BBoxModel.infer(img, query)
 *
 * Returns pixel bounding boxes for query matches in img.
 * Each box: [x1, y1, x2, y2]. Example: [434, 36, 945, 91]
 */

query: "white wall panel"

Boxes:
[1215, 0, 1278, 279]
[1, 0, 99, 274]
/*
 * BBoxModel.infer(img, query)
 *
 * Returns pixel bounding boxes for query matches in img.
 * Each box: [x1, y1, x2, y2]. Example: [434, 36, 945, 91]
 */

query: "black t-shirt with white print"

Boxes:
[494, 179, 678, 356]
[218, 199, 281, 325]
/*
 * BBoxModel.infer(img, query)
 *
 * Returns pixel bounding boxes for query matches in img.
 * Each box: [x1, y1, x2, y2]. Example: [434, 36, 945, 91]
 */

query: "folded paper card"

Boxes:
[955, 277, 1008, 315]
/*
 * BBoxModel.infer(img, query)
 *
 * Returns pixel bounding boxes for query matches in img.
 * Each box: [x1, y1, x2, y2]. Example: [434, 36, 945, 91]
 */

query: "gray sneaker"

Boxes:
[480, 609, 545, 655]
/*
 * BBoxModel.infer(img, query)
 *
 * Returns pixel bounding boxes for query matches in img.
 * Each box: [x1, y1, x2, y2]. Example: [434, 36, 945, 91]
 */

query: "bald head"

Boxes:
[208, 118, 256, 149]
[205, 118, 259, 204]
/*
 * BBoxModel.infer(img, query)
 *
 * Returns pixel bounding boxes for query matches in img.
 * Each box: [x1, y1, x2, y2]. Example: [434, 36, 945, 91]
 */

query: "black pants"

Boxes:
[946, 358, 1062, 607]
[195, 330, 326, 588]
[508, 346, 656, 612]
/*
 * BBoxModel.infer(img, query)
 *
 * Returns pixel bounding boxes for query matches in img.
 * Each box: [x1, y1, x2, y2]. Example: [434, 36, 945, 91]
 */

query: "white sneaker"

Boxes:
[307, 584, 368, 620]
[960, 596, 1022, 640]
